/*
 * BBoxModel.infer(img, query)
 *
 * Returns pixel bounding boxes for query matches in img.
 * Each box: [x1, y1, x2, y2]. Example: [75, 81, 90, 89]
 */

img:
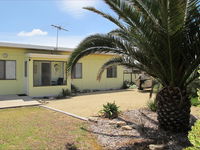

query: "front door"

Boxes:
[41, 62, 51, 86]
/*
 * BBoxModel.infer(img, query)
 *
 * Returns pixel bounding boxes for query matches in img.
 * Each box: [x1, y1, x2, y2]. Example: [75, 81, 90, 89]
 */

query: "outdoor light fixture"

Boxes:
[2, 53, 8, 58]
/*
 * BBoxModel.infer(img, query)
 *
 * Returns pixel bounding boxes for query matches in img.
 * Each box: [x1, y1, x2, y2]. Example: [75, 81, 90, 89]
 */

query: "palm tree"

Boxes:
[67, 0, 200, 133]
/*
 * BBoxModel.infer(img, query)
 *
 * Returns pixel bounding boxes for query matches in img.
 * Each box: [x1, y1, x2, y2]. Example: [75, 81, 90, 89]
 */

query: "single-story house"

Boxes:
[0, 42, 124, 97]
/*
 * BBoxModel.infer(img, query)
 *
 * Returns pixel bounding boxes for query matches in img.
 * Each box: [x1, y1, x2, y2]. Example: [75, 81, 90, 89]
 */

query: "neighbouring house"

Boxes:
[0, 42, 124, 97]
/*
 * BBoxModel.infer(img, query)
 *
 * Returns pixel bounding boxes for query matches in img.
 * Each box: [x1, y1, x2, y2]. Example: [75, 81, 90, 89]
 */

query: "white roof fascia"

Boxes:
[0, 42, 73, 52]
[26, 53, 69, 59]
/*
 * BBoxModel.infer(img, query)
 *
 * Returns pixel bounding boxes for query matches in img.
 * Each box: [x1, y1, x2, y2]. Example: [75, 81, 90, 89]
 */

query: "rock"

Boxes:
[116, 121, 127, 127]
[121, 125, 132, 130]
[109, 120, 117, 125]
[149, 144, 165, 150]
[88, 117, 98, 123]
[49, 97, 54, 100]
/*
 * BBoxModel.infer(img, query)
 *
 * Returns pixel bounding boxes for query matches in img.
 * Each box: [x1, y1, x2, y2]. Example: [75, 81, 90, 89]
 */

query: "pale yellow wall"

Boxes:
[0, 47, 124, 96]
[71, 55, 124, 91]
[0, 48, 26, 95]
[0, 47, 71, 96]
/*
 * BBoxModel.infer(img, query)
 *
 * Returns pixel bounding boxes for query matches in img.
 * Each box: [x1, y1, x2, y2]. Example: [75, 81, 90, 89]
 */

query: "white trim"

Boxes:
[27, 53, 69, 59]
[0, 41, 114, 56]
[0, 42, 74, 52]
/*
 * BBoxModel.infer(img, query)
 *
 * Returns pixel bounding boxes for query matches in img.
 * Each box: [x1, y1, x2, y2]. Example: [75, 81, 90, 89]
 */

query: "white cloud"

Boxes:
[0, 33, 85, 48]
[59, 0, 99, 18]
[17, 29, 48, 37]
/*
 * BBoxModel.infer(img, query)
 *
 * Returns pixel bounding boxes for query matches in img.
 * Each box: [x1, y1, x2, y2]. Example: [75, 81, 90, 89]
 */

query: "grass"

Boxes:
[0, 107, 102, 150]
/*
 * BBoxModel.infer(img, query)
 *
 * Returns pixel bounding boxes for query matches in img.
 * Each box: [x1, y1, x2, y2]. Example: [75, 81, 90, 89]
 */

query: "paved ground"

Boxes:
[0, 95, 40, 109]
[45, 89, 152, 117]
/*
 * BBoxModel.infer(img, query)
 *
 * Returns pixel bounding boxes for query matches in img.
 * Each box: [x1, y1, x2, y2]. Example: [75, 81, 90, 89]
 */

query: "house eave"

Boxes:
[26, 53, 69, 59]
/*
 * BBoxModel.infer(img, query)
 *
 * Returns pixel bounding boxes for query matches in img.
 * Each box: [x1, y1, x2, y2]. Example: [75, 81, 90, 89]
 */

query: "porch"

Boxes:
[26, 53, 71, 97]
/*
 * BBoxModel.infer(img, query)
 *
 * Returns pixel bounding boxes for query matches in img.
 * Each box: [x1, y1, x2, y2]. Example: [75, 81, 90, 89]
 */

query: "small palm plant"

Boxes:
[67, 0, 200, 133]
[100, 102, 120, 119]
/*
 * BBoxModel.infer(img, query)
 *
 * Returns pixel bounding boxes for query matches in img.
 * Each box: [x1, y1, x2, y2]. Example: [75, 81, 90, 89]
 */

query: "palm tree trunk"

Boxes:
[156, 87, 191, 133]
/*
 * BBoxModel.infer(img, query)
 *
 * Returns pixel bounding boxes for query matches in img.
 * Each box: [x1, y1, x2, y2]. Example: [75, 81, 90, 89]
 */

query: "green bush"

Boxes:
[57, 89, 71, 99]
[121, 81, 136, 89]
[188, 69, 200, 98]
[71, 84, 79, 93]
[191, 97, 200, 106]
[129, 84, 137, 89]
[185, 120, 200, 150]
[147, 99, 157, 112]
[100, 102, 120, 119]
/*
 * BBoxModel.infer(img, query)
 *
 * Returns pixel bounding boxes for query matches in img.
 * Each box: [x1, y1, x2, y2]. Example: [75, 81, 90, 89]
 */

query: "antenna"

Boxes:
[51, 25, 68, 50]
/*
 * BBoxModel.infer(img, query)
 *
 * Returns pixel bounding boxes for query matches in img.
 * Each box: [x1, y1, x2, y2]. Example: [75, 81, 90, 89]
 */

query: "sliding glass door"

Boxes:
[33, 61, 66, 86]
[41, 62, 51, 86]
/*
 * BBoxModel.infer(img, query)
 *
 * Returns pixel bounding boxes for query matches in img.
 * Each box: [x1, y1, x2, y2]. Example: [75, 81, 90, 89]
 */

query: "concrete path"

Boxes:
[41, 105, 88, 121]
[0, 95, 40, 109]
[45, 89, 152, 117]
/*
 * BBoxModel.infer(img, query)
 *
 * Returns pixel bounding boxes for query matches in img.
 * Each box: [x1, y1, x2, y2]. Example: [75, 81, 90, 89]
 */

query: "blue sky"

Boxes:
[0, 0, 116, 48]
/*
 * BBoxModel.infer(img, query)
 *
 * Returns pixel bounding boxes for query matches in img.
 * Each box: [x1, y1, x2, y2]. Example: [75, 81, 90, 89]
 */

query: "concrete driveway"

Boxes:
[45, 89, 152, 117]
[0, 95, 40, 109]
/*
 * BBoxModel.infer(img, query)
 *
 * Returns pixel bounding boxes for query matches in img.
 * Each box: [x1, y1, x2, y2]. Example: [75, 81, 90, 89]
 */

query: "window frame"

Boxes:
[71, 63, 82, 79]
[0, 60, 16, 80]
[33, 60, 67, 87]
[107, 66, 117, 78]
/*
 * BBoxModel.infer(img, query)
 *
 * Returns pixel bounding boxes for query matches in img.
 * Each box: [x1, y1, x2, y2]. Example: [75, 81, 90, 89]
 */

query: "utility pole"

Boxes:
[51, 25, 68, 50]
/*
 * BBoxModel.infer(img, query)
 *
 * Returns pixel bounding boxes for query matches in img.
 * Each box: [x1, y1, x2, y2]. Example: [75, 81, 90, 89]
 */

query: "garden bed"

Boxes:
[89, 109, 198, 150]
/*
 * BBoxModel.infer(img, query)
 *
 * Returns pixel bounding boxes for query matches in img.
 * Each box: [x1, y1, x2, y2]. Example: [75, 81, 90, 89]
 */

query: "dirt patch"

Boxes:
[88, 109, 197, 150]
[191, 106, 200, 119]
[45, 89, 152, 117]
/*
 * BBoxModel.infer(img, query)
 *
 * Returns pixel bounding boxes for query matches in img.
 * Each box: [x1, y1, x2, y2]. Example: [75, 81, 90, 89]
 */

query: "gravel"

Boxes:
[89, 109, 196, 150]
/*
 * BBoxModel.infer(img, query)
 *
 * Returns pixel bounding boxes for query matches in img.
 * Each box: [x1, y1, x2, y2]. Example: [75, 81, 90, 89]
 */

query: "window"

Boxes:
[72, 63, 82, 79]
[0, 60, 16, 80]
[107, 66, 117, 78]
[33, 61, 66, 86]
[24, 61, 27, 77]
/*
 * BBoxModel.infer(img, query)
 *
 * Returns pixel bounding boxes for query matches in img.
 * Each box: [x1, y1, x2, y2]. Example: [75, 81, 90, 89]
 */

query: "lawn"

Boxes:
[0, 107, 102, 150]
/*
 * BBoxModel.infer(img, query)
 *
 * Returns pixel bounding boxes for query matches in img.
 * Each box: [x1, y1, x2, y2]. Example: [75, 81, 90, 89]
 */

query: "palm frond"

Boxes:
[67, 0, 200, 89]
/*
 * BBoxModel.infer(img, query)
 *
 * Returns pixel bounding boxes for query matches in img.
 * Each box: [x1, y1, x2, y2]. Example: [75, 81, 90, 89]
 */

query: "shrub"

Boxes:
[129, 84, 137, 89]
[185, 120, 200, 150]
[100, 102, 120, 119]
[121, 81, 136, 89]
[188, 69, 200, 98]
[71, 84, 79, 93]
[65, 142, 78, 150]
[147, 99, 157, 112]
[187, 79, 200, 98]
[62, 89, 71, 97]
[191, 97, 200, 106]
[57, 89, 71, 99]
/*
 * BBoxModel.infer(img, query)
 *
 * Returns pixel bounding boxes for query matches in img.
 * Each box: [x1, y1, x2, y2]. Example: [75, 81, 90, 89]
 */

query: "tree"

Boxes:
[67, 0, 200, 133]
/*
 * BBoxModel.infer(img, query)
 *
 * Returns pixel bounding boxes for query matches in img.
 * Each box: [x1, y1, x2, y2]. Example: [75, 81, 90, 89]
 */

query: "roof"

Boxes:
[0, 41, 114, 56]
[0, 42, 74, 52]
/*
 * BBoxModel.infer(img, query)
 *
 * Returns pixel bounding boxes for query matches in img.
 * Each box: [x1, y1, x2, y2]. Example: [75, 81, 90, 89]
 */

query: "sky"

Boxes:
[0, 0, 116, 48]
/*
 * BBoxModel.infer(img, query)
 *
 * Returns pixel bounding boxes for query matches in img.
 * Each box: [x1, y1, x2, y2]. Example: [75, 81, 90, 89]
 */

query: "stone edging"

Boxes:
[40, 105, 88, 121]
